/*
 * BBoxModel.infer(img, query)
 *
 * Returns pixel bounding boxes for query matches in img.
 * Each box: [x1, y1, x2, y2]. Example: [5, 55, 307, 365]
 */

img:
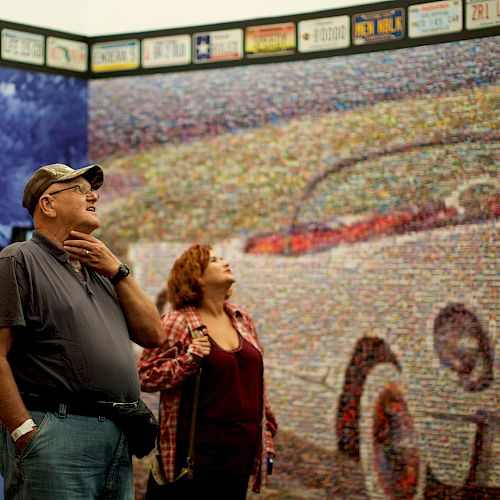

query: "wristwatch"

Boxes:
[11, 419, 37, 442]
[110, 263, 130, 285]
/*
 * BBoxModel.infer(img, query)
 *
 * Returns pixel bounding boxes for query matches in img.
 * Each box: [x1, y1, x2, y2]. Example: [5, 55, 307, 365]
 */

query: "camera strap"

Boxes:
[177, 318, 202, 480]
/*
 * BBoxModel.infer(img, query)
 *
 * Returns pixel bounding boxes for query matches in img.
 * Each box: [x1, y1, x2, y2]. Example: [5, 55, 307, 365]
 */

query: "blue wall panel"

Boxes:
[0, 67, 88, 248]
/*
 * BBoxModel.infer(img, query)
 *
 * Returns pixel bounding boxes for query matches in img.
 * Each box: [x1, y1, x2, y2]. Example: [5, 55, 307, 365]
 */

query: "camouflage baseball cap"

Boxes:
[23, 163, 104, 215]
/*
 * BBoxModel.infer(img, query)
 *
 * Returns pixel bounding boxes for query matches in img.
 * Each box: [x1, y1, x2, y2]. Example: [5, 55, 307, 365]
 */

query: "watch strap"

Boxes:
[11, 419, 36, 442]
[110, 263, 130, 285]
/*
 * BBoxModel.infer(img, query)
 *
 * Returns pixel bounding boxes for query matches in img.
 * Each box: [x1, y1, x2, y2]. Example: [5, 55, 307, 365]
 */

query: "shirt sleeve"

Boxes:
[137, 310, 202, 392]
[0, 254, 28, 328]
[264, 390, 278, 450]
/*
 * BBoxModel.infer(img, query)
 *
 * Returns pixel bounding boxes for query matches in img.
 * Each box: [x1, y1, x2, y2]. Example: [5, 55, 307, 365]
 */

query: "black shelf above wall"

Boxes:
[0, 0, 499, 79]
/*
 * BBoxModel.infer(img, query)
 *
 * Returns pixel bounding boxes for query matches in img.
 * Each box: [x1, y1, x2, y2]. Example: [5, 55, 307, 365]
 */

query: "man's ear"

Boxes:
[38, 194, 57, 218]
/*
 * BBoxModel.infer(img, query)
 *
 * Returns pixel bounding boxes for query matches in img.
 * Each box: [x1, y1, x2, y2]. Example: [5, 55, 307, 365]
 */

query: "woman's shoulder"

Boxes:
[225, 302, 254, 324]
[162, 306, 196, 320]
[162, 306, 203, 332]
[161, 309, 179, 322]
[161, 309, 187, 332]
[224, 301, 245, 315]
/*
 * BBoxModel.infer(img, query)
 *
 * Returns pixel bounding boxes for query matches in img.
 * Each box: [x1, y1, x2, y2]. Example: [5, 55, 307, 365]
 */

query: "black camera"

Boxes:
[267, 454, 274, 475]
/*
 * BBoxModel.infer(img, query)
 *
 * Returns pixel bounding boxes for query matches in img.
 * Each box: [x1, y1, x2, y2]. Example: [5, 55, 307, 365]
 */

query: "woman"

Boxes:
[138, 244, 277, 499]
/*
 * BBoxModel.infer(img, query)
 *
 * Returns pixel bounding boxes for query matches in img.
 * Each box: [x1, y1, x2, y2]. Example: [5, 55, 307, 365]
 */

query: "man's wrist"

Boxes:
[11, 419, 37, 442]
[110, 263, 130, 285]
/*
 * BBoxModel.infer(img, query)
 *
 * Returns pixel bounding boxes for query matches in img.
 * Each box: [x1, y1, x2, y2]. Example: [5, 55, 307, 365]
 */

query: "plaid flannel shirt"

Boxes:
[137, 302, 278, 492]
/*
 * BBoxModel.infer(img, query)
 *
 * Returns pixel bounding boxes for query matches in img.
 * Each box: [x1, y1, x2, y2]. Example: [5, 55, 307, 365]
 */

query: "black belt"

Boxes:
[21, 393, 138, 419]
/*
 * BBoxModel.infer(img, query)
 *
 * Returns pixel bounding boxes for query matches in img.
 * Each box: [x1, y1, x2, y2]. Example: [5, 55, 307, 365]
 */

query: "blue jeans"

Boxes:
[0, 410, 133, 500]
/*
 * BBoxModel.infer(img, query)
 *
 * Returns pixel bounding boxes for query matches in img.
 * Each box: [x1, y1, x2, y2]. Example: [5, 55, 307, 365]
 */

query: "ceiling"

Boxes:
[0, 0, 393, 36]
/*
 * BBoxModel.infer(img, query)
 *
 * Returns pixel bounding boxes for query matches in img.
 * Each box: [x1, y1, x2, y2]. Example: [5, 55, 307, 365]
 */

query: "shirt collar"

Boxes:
[32, 230, 70, 264]
[181, 305, 205, 331]
[223, 302, 244, 320]
[182, 302, 243, 332]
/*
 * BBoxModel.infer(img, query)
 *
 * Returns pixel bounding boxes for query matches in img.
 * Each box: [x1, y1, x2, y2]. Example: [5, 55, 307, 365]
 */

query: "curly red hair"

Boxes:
[167, 244, 212, 310]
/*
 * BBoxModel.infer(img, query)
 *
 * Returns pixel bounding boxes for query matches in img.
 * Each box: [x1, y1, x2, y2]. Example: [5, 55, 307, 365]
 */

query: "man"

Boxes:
[0, 163, 163, 499]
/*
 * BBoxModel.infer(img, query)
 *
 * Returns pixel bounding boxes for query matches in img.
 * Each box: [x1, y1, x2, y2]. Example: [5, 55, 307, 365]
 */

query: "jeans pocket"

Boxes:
[17, 411, 51, 461]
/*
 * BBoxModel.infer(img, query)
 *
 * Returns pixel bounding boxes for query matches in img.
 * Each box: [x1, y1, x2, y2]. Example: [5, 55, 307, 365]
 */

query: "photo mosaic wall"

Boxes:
[88, 36, 499, 499]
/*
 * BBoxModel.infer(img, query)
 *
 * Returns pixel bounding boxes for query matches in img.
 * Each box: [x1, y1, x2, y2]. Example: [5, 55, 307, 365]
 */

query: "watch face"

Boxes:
[111, 263, 130, 284]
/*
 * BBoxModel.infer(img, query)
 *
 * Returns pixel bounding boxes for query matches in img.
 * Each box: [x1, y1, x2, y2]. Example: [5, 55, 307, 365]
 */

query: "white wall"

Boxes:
[0, 0, 392, 35]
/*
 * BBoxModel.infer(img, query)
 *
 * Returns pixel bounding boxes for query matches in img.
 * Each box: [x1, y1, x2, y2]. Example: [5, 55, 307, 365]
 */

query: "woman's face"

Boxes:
[201, 251, 235, 288]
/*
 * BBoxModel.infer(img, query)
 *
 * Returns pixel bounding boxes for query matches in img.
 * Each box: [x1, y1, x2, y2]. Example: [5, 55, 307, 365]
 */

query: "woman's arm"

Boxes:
[138, 311, 205, 392]
[264, 389, 278, 453]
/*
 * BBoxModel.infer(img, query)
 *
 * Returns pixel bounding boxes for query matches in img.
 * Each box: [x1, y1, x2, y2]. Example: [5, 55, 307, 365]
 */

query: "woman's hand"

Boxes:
[190, 336, 211, 357]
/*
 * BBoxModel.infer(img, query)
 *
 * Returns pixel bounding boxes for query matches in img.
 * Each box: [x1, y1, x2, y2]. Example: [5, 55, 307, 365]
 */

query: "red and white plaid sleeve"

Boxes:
[138, 311, 202, 391]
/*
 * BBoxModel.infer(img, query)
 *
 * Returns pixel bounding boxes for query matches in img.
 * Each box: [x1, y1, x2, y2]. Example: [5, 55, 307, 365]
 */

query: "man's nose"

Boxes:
[87, 191, 100, 201]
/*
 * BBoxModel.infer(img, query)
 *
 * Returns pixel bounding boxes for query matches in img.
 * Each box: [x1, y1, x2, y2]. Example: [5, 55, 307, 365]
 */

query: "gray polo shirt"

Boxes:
[0, 231, 140, 402]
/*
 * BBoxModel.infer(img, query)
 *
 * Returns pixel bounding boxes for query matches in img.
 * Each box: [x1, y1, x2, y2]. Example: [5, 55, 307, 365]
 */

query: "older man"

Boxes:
[0, 164, 163, 499]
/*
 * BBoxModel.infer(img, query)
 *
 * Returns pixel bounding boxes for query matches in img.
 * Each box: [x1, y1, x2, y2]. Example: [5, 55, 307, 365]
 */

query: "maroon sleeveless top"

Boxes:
[176, 334, 263, 476]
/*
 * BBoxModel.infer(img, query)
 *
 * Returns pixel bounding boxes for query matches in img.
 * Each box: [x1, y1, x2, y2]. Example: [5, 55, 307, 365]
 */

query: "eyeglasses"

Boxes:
[47, 184, 99, 199]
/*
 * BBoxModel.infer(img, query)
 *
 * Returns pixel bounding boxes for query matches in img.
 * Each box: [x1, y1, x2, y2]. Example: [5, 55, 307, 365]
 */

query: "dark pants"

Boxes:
[145, 470, 249, 500]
